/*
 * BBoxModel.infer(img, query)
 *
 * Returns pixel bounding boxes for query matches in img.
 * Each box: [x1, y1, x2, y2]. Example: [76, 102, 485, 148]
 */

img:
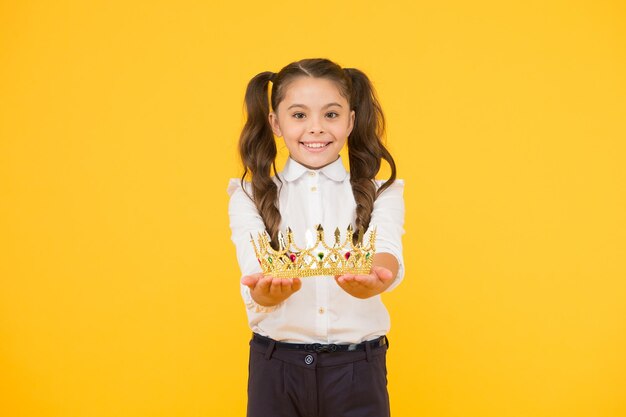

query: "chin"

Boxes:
[298, 156, 337, 169]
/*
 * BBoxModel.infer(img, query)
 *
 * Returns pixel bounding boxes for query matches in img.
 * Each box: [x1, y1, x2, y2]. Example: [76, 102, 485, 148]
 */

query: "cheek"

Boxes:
[331, 124, 351, 140]
[281, 124, 304, 140]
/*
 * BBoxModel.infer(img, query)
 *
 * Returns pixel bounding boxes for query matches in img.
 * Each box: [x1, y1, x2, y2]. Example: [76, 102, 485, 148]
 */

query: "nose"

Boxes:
[308, 115, 325, 134]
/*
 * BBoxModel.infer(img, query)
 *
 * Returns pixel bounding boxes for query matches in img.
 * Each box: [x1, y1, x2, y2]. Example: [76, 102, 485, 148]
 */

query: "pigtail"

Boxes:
[344, 68, 397, 240]
[238, 71, 283, 250]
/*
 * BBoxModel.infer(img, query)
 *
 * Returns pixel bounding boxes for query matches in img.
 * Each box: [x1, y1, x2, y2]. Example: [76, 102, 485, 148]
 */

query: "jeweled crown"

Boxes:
[250, 224, 377, 278]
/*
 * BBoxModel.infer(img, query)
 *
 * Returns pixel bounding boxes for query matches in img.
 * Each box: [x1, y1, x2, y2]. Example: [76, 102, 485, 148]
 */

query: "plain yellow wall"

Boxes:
[1, 1, 625, 416]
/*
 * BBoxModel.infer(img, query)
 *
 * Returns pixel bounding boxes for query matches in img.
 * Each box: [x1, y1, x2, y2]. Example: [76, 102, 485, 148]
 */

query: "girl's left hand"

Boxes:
[334, 265, 395, 299]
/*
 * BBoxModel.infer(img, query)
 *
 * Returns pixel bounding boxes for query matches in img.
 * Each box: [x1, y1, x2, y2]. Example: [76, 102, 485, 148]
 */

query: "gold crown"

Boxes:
[250, 224, 377, 278]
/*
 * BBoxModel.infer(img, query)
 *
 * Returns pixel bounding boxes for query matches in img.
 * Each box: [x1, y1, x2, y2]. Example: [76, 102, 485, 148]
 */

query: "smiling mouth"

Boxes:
[300, 142, 331, 149]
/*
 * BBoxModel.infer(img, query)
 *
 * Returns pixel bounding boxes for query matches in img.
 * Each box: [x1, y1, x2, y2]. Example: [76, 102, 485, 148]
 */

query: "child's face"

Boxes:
[269, 76, 355, 170]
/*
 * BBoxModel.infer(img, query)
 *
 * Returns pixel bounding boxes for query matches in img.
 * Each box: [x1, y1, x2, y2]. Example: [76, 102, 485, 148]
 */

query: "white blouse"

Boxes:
[227, 155, 405, 343]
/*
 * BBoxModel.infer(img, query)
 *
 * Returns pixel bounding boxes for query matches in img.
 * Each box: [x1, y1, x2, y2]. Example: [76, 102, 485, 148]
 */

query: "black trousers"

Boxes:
[247, 333, 390, 417]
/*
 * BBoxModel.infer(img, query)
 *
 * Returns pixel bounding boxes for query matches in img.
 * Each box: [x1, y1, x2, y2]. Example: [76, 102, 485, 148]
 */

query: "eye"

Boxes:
[292, 112, 305, 119]
[326, 112, 339, 119]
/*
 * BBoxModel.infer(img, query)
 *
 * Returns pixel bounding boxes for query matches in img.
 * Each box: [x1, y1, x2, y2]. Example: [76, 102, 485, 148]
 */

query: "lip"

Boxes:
[299, 141, 332, 153]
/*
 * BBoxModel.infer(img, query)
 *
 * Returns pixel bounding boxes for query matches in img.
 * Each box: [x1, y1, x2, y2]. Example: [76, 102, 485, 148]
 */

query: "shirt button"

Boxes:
[310, 186, 317, 192]
[318, 308, 325, 314]
[304, 354, 314, 365]
[308, 171, 316, 177]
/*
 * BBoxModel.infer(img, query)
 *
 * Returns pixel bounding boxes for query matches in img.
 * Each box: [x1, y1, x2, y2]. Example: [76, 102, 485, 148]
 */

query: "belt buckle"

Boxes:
[307, 343, 338, 353]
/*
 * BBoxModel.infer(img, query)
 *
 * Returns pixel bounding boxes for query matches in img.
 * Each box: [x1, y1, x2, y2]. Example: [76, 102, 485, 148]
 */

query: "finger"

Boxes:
[354, 274, 377, 288]
[337, 275, 359, 289]
[257, 276, 273, 293]
[354, 273, 375, 283]
[241, 273, 263, 288]
[347, 279, 361, 288]
[334, 279, 348, 291]
[337, 274, 355, 284]
[269, 277, 283, 297]
[372, 266, 393, 282]
[281, 278, 292, 292]
[291, 278, 302, 292]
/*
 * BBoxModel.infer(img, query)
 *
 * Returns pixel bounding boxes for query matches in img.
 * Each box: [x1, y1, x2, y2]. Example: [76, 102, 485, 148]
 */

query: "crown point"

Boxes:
[286, 227, 294, 244]
[357, 226, 364, 245]
[278, 230, 286, 250]
[315, 224, 324, 242]
[334, 227, 341, 244]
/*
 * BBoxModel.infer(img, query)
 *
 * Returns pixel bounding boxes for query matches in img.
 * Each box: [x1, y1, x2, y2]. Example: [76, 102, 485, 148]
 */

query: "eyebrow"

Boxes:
[286, 102, 343, 110]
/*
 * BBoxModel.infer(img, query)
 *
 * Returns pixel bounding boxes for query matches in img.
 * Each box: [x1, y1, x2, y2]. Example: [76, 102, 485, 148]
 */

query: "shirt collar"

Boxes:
[280, 156, 348, 182]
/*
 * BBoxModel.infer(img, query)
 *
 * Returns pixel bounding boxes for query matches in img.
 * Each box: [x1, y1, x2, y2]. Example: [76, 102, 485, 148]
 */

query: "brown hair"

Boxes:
[238, 58, 396, 249]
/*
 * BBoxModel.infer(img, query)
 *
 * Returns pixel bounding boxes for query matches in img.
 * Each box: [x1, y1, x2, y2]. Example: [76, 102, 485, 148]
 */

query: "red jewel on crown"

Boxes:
[344, 251, 351, 260]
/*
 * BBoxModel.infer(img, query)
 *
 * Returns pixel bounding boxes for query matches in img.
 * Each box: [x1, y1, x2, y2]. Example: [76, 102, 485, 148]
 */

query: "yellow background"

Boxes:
[1, 1, 625, 416]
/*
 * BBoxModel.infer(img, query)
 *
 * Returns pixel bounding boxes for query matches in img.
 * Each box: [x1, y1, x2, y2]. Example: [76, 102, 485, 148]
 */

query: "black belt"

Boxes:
[252, 333, 388, 353]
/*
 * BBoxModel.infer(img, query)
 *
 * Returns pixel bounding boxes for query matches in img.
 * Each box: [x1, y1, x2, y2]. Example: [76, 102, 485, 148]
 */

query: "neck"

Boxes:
[292, 155, 340, 170]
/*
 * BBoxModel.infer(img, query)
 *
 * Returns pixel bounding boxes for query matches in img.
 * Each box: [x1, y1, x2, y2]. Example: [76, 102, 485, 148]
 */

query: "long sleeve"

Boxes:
[227, 178, 282, 313]
[370, 179, 406, 292]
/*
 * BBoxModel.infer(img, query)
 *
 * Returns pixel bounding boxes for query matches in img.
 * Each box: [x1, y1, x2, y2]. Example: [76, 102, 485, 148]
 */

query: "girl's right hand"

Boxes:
[241, 273, 302, 307]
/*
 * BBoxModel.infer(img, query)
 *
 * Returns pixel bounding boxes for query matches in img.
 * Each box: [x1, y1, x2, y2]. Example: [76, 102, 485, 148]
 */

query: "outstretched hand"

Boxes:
[334, 265, 395, 299]
[241, 273, 302, 307]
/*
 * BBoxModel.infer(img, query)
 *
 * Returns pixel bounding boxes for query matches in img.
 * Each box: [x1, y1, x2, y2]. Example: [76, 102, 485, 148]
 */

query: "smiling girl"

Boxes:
[227, 57, 405, 417]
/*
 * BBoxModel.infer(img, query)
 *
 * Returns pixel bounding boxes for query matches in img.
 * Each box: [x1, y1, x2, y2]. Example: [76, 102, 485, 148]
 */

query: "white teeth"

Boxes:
[302, 142, 329, 148]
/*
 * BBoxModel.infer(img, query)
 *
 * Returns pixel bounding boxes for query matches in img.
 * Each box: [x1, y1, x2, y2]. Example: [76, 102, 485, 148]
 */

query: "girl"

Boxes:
[227, 57, 405, 417]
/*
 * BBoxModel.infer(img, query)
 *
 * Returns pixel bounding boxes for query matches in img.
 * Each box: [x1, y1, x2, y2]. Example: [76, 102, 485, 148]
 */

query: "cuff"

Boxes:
[384, 258, 404, 292]
[378, 251, 404, 293]
[241, 283, 282, 313]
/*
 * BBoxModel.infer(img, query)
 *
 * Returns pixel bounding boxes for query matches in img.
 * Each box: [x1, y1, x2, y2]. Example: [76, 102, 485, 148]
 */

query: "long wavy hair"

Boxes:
[238, 58, 396, 249]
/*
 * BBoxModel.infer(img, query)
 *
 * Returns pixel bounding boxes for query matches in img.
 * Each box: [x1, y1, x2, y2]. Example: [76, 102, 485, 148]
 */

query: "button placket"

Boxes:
[307, 170, 328, 339]
[308, 171, 318, 193]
